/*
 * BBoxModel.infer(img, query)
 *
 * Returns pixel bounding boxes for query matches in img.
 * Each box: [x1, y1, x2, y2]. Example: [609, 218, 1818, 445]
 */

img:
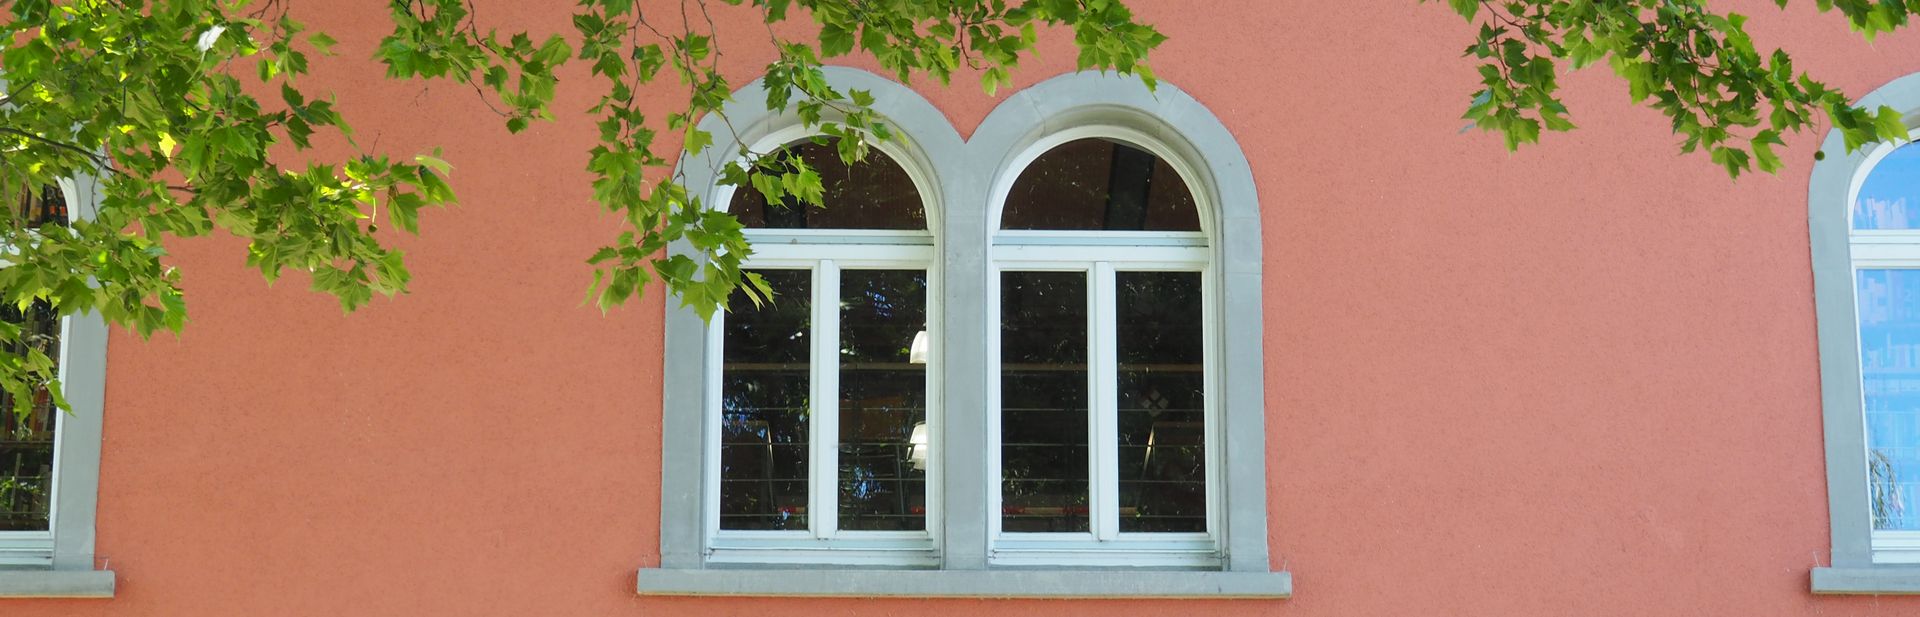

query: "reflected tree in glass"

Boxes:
[1, 181, 65, 532]
[838, 270, 928, 531]
[719, 269, 813, 530]
[0, 300, 58, 532]
[1116, 271, 1207, 533]
[1000, 271, 1091, 532]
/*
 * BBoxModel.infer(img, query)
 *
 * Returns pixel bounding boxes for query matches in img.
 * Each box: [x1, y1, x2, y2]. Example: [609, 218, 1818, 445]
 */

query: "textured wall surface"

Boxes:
[11, 0, 1920, 614]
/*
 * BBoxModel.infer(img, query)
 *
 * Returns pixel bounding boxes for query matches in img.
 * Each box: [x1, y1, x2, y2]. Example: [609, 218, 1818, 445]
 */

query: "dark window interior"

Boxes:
[1001, 138, 1199, 232]
[730, 139, 926, 231]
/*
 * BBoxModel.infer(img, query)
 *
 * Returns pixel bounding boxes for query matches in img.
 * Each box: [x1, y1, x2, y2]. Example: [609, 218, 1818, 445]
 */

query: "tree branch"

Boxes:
[0, 128, 115, 174]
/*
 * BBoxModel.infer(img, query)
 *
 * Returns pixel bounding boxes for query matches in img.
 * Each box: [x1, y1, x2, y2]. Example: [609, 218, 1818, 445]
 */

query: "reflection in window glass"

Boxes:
[1000, 271, 1090, 532]
[730, 139, 927, 231]
[1856, 144, 1920, 230]
[720, 269, 812, 530]
[838, 270, 929, 531]
[2, 184, 65, 532]
[8, 182, 67, 229]
[1001, 138, 1199, 232]
[0, 300, 58, 532]
[1116, 272, 1206, 533]
[1859, 269, 1920, 530]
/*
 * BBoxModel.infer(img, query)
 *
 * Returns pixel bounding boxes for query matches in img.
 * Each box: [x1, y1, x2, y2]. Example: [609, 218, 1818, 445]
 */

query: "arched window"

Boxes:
[707, 134, 940, 565]
[1810, 73, 1920, 594]
[650, 68, 1284, 597]
[990, 131, 1217, 566]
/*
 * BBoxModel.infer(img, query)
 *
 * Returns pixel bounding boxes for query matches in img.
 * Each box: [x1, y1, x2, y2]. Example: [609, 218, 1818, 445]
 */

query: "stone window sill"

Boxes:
[636, 568, 1291, 598]
[1812, 567, 1920, 595]
[0, 570, 116, 598]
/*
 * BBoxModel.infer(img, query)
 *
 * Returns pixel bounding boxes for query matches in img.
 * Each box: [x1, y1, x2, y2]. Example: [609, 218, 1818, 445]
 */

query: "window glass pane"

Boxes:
[720, 269, 812, 530]
[1, 300, 58, 532]
[1116, 271, 1207, 533]
[1001, 271, 1090, 532]
[729, 139, 926, 230]
[1859, 269, 1920, 530]
[838, 269, 929, 531]
[1856, 143, 1920, 230]
[8, 182, 67, 229]
[1001, 138, 1199, 232]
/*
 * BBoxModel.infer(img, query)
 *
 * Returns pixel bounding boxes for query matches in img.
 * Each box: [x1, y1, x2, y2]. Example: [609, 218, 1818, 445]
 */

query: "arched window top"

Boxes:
[728, 137, 928, 231]
[1854, 141, 1920, 230]
[1000, 137, 1199, 232]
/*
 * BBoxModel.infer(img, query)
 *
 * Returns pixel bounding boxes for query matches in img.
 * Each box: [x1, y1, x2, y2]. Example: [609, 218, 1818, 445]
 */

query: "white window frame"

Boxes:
[0, 172, 114, 598]
[701, 127, 944, 567]
[986, 126, 1224, 568]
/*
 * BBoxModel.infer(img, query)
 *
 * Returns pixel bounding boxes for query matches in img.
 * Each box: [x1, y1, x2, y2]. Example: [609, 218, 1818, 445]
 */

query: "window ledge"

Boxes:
[1812, 566, 1920, 594]
[636, 568, 1291, 598]
[0, 570, 115, 598]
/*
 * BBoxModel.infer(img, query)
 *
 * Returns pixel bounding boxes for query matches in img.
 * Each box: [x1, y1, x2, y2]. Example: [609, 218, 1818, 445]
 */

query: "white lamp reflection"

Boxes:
[908, 330, 930, 365]
[908, 422, 929, 470]
[908, 331, 930, 469]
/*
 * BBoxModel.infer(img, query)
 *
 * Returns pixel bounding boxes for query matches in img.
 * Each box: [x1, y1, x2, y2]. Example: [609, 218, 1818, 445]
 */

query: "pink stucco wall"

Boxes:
[12, 0, 1920, 614]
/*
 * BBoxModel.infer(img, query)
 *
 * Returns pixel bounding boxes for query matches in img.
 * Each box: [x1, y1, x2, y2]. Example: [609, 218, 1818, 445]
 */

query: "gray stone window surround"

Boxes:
[1810, 71, 1920, 595]
[645, 67, 1286, 598]
[0, 171, 116, 599]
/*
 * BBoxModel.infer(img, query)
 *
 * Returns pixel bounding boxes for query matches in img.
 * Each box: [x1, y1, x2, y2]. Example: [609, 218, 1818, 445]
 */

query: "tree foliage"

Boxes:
[8, 0, 1920, 422]
[1435, 0, 1917, 176]
[0, 0, 1163, 419]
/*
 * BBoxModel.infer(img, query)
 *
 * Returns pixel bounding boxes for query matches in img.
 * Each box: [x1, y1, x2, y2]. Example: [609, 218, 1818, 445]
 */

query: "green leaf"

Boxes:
[819, 25, 854, 57]
[685, 129, 713, 154]
[1874, 105, 1910, 144]
[1446, 0, 1478, 19]
[308, 32, 338, 55]
[415, 151, 452, 175]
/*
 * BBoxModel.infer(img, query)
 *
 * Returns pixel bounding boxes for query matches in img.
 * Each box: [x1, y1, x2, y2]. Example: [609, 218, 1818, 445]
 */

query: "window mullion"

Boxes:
[812, 261, 842, 540]
[1092, 262, 1121, 542]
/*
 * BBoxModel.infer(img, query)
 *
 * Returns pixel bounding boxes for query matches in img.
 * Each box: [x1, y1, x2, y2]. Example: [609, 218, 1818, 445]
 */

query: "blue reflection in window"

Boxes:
[1858, 269, 1920, 530]
[1855, 144, 1920, 230]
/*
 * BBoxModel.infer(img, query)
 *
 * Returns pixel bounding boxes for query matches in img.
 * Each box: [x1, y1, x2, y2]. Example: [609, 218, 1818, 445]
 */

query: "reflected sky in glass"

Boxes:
[1856, 144, 1920, 230]
[1859, 269, 1920, 530]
